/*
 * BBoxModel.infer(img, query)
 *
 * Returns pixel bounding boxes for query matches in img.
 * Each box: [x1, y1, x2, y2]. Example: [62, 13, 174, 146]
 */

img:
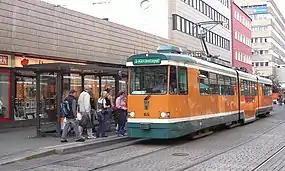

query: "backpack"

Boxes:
[60, 100, 71, 117]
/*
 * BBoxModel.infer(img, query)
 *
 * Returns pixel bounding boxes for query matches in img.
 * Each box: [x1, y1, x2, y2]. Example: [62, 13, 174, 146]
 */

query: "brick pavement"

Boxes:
[0, 126, 117, 160]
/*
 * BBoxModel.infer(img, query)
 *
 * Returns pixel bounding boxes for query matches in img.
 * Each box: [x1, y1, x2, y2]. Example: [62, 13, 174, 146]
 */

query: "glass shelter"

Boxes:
[19, 63, 127, 137]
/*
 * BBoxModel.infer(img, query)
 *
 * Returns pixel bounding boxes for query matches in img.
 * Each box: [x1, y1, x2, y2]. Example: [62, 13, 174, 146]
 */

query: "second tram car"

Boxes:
[126, 46, 273, 139]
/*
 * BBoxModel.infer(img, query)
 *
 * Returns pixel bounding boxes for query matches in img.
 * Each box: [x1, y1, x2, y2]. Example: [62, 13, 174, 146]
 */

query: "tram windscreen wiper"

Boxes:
[144, 94, 151, 100]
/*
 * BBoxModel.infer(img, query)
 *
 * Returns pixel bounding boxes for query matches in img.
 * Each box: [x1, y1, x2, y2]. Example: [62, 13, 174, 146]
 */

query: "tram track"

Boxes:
[5, 109, 282, 171]
[251, 144, 285, 171]
[14, 138, 142, 171]
[87, 137, 196, 171]
[176, 117, 285, 171]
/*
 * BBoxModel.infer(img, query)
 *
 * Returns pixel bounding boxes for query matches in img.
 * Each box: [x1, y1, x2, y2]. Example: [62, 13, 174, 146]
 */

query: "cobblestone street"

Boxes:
[0, 105, 284, 171]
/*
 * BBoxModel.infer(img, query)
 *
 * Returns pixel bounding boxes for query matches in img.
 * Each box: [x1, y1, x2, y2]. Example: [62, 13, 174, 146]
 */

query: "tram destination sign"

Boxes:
[133, 58, 161, 65]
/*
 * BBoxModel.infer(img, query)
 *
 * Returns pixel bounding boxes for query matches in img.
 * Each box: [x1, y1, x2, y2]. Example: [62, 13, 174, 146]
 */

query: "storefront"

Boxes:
[0, 53, 127, 126]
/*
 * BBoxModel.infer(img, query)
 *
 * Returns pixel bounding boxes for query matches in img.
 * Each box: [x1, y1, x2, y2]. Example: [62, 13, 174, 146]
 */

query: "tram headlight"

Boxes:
[128, 112, 135, 117]
[160, 112, 170, 118]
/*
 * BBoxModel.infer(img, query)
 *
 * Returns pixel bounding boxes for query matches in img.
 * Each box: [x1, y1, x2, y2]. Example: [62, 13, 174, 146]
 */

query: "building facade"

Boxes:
[171, 0, 232, 64]
[231, 1, 253, 73]
[0, 0, 173, 125]
[52, 0, 233, 64]
[234, 0, 285, 77]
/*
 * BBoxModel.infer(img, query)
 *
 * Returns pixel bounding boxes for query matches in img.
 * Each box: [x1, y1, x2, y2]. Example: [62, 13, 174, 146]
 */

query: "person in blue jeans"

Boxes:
[115, 91, 127, 136]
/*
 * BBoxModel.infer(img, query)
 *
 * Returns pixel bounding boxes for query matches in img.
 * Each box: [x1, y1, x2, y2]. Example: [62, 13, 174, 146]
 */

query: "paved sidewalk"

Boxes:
[0, 127, 61, 158]
[0, 126, 129, 165]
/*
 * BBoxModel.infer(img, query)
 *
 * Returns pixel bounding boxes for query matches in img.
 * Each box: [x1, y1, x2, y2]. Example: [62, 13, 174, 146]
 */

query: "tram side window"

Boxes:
[209, 73, 220, 95]
[169, 66, 177, 94]
[218, 74, 225, 95]
[222, 76, 234, 95]
[199, 70, 209, 95]
[241, 80, 249, 96]
[178, 67, 188, 94]
[262, 84, 272, 96]
[230, 77, 236, 95]
[250, 82, 258, 96]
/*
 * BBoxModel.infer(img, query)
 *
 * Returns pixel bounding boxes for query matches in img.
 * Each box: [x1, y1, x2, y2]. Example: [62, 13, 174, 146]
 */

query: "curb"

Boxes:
[0, 136, 130, 166]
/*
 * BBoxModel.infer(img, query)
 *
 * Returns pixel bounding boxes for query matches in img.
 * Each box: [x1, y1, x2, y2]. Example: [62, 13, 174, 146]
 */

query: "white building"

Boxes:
[43, 0, 233, 64]
[235, 0, 285, 77]
[170, 0, 232, 63]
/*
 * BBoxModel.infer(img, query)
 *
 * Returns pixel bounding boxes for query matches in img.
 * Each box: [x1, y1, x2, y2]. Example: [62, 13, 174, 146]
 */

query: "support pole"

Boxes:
[36, 72, 41, 137]
[114, 75, 119, 97]
[98, 76, 102, 97]
[81, 74, 85, 92]
[56, 73, 63, 137]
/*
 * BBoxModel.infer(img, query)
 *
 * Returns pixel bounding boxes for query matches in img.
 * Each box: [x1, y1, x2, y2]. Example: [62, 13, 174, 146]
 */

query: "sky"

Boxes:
[41, 0, 285, 38]
[41, 0, 169, 38]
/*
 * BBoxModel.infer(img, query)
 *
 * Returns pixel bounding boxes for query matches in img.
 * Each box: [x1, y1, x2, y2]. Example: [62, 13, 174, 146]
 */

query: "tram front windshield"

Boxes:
[130, 66, 168, 95]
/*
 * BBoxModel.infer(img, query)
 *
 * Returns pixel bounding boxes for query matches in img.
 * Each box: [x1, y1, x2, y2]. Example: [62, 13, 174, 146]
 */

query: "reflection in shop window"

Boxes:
[84, 75, 99, 100]
[15, 76, 37, 120]
[0, 72, 9, 119]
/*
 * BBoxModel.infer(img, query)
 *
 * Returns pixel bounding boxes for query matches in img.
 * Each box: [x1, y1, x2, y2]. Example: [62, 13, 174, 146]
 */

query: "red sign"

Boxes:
[245, 96, 254, 103]
[21, 58, 29, 66]
[0, 55, 8, 65]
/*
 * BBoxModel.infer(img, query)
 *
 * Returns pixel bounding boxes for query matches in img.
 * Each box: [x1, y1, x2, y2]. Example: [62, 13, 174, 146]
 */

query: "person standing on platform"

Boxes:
[60, 90, 85, 143]
[104, 88, 114, 132]
[78, 85, 96, 139]
[115, 91, 127, 136]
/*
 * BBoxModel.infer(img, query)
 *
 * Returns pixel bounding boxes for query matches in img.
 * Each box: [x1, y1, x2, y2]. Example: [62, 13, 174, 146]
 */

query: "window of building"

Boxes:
[265, 62, 269, 66]
[181, 0, 229, 29]
[172, 14, 230, 51]
[178, 67, 188, 94]
[177, 16, 181, 31]
[181, 18, 185, 32]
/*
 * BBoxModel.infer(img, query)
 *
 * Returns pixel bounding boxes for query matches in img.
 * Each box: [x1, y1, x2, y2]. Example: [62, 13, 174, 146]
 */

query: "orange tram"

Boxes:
[126, 46, 273, 139]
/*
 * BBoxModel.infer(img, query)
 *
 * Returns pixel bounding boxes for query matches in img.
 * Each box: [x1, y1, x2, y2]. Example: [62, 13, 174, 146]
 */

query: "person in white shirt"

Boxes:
[78, 85, 96, 139]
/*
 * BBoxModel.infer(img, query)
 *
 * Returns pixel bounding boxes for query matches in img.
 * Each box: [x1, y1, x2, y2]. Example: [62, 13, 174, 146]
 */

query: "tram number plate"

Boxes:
[140, 123, 151, 130]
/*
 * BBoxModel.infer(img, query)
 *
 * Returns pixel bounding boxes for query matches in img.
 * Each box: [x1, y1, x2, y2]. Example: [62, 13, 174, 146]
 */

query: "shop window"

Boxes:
[169, 66, 177, 94]
[178, 67, 188, 94]
[14, 73, 37, 120]
[0, 72, 10, 119]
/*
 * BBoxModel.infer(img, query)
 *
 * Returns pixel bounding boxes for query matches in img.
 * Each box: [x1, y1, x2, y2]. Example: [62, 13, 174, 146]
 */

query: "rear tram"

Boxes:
[126, 46, 273, 139]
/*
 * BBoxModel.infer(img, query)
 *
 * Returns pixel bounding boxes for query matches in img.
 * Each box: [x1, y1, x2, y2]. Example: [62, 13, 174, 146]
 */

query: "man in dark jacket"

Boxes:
[61, 90, 85, 142]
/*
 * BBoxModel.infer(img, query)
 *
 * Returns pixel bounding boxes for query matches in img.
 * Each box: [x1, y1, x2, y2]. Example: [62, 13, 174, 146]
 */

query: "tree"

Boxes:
[264, 75, 281, 93]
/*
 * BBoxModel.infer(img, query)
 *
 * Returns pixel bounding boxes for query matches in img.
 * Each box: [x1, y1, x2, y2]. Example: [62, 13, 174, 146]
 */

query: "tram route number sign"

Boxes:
[133, 58, 161, 65]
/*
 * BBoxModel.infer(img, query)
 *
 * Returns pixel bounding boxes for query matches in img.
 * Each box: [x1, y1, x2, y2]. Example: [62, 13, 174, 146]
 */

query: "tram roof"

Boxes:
[127, 52, 236, 75]
[127, 52, 272, 85]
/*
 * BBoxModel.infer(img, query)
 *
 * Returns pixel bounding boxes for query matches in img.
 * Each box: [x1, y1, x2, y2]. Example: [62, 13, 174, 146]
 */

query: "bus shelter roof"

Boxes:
[22, 63, 127, 75]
